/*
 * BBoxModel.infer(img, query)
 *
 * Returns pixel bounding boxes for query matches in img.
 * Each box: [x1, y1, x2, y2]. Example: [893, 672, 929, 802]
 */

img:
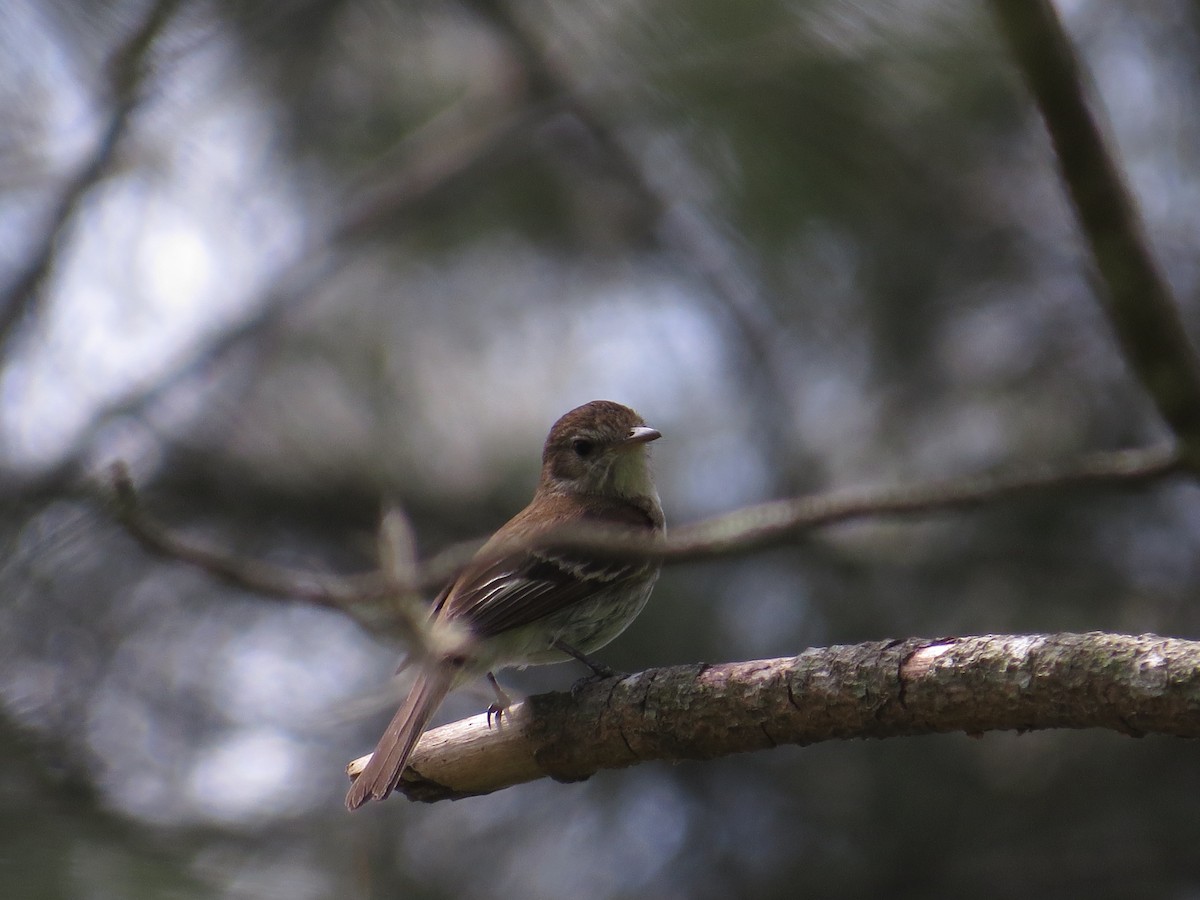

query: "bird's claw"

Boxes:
[485, 671, 512, 729]
[486, 702, 508, 729]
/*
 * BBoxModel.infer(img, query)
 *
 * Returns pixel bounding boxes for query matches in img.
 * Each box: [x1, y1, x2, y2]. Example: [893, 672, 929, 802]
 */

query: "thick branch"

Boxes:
[989, 1, 1200, 458]
[343, 632, 1200, 802]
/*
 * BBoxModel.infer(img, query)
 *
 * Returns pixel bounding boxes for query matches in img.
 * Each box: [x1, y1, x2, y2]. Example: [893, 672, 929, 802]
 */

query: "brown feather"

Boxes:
[344, 665, 456, 809]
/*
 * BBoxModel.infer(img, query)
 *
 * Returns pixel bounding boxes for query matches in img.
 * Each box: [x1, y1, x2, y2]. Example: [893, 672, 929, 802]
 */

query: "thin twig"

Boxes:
[107, 462, 384, 611]
[989, 1, 1200, 458]
[416, 443, 1182, 586]
[107, 465, 474, 656]
[652, 442, 1182, 562]
[107, 444, 1182, 606]
[375, 505, 445, 651]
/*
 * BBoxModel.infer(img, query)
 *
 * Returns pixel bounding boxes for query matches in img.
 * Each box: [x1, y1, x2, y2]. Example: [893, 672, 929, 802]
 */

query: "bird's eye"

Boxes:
[571, 438, 595, 458]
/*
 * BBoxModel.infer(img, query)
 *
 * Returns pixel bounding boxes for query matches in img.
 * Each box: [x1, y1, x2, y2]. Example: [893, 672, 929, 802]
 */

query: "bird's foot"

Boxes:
[485, 672, 512, 729]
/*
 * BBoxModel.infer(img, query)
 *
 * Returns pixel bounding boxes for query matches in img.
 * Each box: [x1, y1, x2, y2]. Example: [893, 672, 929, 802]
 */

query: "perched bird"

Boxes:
[346, 400, 664, 809]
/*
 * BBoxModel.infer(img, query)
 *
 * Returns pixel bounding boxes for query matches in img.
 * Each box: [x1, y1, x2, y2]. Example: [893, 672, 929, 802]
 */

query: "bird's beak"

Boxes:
[623, 425, 662, 446]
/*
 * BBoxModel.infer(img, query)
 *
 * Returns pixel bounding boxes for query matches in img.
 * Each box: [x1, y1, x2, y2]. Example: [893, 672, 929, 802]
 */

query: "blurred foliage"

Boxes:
[3, 0, 1200, 897]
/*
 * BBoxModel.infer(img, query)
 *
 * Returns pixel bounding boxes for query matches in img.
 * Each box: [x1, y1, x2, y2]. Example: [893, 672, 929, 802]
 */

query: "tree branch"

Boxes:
[0, 0, 182, 351]
[417, 443, 1182, 585]
[106, 463, 395, 621]
[624, 442, 1182, 563]
[0, 36, 562, 505]
[105, 445, 1181, 605]
[463, 0, 802, 488]
[343, 632, 1200, 802]
[989, 1, 1200, 459]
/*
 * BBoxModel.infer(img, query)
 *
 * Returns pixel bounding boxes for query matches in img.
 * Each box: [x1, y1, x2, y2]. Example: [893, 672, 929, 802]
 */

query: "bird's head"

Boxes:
[539, 400, 661, 501]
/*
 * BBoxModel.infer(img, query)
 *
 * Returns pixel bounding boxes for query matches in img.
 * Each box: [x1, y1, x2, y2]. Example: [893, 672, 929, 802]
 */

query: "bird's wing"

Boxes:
[442, 551, 649, 638]
[438, 501, 658, 638]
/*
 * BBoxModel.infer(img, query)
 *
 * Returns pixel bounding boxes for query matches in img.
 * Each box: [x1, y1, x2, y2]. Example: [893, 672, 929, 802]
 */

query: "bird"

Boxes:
[346, 400, 664, 809]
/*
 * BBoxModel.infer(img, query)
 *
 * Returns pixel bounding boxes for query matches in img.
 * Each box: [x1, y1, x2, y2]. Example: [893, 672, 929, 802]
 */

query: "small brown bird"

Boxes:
[346, 400, 664, 809]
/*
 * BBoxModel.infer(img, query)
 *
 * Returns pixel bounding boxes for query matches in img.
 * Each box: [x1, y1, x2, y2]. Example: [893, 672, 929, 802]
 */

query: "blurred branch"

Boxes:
[346, 631, 1200, 802]
[465, 0, 803, 488]
[107, 463, 389, 623]
[334, 95, 553, 242]
[418, 443, 1180, 584]
[108, 463, 466, 665]
[0, 248, 342, 505]
[646, 442, 1180, 563]
[1, 52, 555, 506]
[107, 443, 1180, 606]
[0, 0, 182, 352]
[989, 1, 1200, 460]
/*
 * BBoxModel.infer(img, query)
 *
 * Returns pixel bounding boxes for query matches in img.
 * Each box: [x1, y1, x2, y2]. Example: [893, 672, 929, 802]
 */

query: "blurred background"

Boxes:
[3, 0, 1200, 897]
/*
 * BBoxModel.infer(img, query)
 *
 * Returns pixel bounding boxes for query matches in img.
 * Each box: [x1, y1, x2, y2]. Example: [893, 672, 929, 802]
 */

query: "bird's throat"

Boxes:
[608, 451, 659, 507]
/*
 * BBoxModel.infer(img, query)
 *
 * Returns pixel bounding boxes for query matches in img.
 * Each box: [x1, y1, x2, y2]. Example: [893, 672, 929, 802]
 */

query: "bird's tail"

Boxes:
[345, 665, 455, 810]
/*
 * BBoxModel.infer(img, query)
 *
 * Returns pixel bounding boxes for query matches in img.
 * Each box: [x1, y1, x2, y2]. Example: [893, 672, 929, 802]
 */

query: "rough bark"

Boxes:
[345, 632, 1200, 803]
